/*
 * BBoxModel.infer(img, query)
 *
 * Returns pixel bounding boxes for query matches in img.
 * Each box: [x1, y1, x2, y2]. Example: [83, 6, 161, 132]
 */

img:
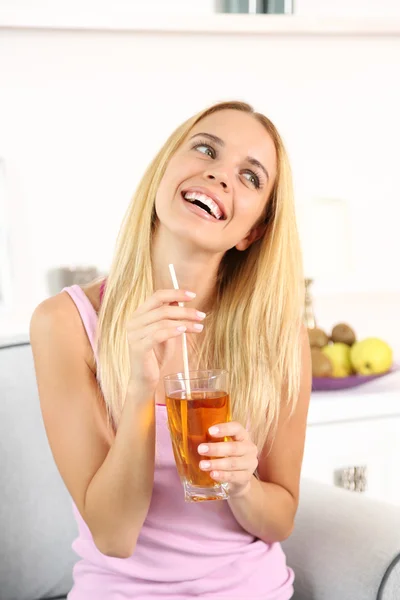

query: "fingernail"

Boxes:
[209, 426, 219, 435]
[177, 326, 187, 332]
[185, 291, 196, 298]
[200, 461, 211, 470]
[198, 444, 209, 454]
[193, 323, 204, 331]
[196, 311, 206, 319]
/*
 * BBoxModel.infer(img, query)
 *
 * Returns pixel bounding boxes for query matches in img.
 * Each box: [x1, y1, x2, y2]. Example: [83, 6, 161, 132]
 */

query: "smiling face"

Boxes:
[154, 109, 278, 254]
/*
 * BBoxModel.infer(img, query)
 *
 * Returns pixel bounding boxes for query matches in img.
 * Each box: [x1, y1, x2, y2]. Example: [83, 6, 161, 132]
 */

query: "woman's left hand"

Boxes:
[198, 421, 259, 498]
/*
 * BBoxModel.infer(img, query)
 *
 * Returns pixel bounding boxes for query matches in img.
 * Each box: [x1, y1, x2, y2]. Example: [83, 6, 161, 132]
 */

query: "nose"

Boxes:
[204, 169, 230, 191]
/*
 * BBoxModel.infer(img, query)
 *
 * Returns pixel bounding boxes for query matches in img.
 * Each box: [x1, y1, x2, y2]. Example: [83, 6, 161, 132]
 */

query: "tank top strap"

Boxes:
[62, 284, 98, 358]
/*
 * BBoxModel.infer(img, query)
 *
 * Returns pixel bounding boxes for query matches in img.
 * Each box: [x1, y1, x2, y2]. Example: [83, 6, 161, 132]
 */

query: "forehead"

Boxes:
[189, 109, 277, 174]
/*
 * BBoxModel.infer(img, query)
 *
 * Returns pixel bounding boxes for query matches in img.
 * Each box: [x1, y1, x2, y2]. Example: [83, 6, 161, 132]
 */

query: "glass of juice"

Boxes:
[164, 369, 231, 503]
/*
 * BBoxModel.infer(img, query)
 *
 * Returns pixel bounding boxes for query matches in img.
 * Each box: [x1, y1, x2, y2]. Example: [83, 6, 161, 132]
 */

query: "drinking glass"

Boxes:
[164, 369, 230, 502]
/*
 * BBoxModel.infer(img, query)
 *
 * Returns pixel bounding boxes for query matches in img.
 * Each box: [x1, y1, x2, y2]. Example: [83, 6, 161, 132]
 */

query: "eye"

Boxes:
[242, 170, 261, 189]
[193, 143, 216, 159]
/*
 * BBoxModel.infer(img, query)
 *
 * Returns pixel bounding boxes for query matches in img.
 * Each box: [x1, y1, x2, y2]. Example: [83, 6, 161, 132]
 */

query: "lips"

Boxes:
[181, 187, 227, 220]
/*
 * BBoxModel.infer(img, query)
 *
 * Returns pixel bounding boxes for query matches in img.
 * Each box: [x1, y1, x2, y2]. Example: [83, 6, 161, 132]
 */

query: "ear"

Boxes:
[235, 222, 267, 252]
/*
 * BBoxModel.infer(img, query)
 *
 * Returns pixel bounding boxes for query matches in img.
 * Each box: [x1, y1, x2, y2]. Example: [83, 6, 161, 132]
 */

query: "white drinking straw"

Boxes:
[168, 263, 192, 397]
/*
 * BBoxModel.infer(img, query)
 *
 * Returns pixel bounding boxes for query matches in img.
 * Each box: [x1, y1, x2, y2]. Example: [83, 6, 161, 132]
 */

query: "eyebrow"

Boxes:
[190, 132, 225, 146]
[190, 132, 270, 181]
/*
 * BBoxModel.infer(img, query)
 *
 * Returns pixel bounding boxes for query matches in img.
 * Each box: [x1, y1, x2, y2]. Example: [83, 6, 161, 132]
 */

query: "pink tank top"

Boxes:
[63, 284, 294, 600]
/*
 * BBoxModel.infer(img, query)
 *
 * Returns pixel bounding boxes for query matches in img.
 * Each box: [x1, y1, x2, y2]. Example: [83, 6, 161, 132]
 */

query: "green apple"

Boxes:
[321, 343, 353, 378]
[350, 338, 393, 375]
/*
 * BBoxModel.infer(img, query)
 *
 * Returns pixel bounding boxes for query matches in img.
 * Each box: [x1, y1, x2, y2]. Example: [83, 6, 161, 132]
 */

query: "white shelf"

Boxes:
[1, 11, 400, 36]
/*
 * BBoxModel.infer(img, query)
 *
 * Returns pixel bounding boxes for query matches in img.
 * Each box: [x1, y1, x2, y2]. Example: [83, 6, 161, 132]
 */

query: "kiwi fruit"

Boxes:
[308, 327, 330, 349]
[331, 323, 356, 346]
[311, 348, 333, 378]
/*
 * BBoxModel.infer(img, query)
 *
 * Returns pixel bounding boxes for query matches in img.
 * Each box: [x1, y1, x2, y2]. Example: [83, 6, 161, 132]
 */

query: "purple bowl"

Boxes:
[312, 365, 399, 391]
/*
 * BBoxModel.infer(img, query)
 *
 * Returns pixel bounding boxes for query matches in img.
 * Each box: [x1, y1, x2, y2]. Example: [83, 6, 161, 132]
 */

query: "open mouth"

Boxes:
[182, 191, 226, 220]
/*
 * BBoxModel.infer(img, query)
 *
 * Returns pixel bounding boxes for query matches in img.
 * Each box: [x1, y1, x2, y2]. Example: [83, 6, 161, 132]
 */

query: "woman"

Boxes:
[30, 101, 311, 599]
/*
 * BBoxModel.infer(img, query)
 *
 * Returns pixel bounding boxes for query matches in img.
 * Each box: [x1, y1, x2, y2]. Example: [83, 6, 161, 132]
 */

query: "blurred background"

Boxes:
[0, 0, 399, 353]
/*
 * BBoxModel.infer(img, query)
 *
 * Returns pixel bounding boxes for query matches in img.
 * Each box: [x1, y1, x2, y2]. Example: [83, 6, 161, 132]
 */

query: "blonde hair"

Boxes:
[96, 101, 304, 453]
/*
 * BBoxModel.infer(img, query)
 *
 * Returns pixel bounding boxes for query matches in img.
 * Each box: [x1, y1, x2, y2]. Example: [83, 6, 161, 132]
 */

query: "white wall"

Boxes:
[0, 12, 400, 355]
[296, 0, 400, 17]
[0, 0, 215, 16]
[2, 0, 400, 17]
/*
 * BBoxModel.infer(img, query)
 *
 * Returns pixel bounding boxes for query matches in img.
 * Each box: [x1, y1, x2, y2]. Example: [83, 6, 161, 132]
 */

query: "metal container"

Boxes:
[216, 0, 294, 14]
[47, 265, 100, 295]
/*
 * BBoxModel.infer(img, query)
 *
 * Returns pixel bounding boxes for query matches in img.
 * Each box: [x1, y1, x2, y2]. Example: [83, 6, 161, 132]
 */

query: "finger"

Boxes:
[199, 456, 256, 472]
[134, 289, 197, 316]
[138, 321, 204, 350]
[197, 440, 251, 458]
[210, 470, 251, 484]
[139, 324, 187, 350]
[139, 319, 204, 341]
[208, 421, 250, 442]
[132, 305, 206, 330]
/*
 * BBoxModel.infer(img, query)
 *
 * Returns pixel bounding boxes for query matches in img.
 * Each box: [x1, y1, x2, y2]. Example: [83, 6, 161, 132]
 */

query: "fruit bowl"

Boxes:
[312, 365, 399, 391]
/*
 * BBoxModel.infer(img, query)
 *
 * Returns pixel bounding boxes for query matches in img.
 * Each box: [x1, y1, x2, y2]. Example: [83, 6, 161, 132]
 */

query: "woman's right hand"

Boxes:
[126, 289, 206, 391]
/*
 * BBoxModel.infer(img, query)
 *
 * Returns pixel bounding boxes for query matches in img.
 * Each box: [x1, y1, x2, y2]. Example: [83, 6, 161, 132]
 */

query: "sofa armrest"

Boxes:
[282, 479, 400, 600]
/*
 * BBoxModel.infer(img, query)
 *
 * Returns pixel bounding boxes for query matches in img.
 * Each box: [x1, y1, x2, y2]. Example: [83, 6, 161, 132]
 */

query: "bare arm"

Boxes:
[30, 295, 156, 557]
[226, 325, 312, 542]
[30, 288, 204, 558]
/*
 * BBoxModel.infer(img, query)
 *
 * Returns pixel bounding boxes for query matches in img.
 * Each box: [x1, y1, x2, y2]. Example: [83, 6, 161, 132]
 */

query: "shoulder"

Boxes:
[31, 278, 104, 330]
[300, 323, 311, 365]
[299, 322, 309, 348]
[30, 292, 79, 335]
[29, 279, 104, 370]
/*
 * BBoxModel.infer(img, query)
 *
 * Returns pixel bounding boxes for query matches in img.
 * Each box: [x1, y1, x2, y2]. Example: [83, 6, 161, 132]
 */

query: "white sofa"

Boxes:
[1, 341, 399, 600]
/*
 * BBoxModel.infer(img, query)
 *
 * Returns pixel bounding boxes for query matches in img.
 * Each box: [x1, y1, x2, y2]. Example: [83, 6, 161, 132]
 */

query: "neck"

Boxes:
[152, 226, 223, 313]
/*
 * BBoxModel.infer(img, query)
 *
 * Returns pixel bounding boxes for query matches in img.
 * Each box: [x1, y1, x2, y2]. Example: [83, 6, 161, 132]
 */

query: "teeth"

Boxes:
[184, 191, 223, 220]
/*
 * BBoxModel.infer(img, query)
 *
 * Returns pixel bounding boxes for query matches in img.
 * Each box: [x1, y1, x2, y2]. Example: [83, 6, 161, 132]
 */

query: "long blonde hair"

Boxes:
[96, 101, 304, 453]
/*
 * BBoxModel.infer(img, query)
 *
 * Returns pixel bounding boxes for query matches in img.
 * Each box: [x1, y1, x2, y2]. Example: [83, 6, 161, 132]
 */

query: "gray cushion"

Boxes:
[378, 554, 400, 599]
[283, 479, 400, 600]
[0, 343, 77, 600]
